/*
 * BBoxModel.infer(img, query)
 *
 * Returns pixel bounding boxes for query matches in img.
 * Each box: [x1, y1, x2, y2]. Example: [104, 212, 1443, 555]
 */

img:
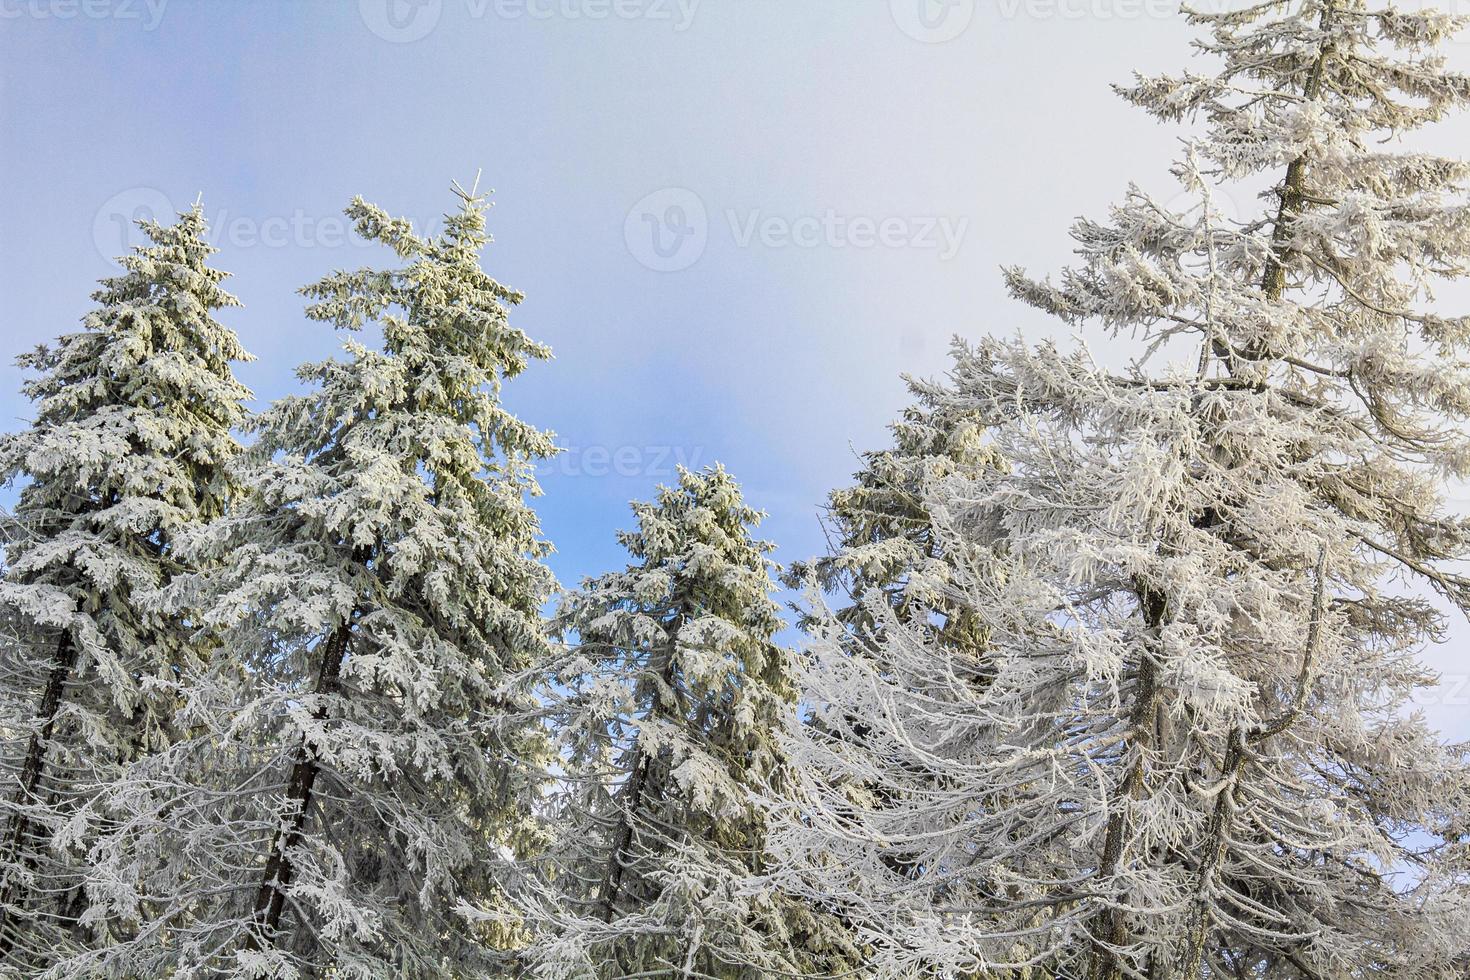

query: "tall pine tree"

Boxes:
[773, 4, 1470, 978]
[0, 205, 252, 973]
[65, 184, 560, 978]
[524, 465, 858, 978]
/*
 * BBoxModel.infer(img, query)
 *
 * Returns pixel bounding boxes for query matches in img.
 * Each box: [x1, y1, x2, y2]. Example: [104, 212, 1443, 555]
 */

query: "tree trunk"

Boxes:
[1175, 730, 1246, 980]
[595, 624, 683, 924]
[1090, 585, 1167, 980]
[248, 620, 353, 946]
[1259, 5, 1336, 304]
[0, 632, 78, 957]
[595, 751, 653, 924]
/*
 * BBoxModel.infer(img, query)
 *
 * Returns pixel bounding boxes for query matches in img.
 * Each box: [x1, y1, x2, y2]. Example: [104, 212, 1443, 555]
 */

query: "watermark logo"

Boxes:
[623, 188, 971, 270]
[890, 0, 974, 43]
[360, 0, 698, 41]
[625, 188, 709, 272]
[359, 0, 442, 42]
[92, 188, 451, 265]
[93, 187, 176, 264]
[1158, 183, 1252, 235]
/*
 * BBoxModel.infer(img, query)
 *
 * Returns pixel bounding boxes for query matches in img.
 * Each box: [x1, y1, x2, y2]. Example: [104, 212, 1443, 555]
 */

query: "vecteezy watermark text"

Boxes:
[93, 188, 451, 264]
[624, 187, 970, 272]
[540, 444, 707, 479]
[359, 0, 699, 43]
[727, 209, 969, 261]
[0, 0, 166, 29]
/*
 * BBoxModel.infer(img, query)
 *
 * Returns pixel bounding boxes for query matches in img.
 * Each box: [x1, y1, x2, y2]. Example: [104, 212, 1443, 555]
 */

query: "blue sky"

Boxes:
[4, 0, 1469, 736]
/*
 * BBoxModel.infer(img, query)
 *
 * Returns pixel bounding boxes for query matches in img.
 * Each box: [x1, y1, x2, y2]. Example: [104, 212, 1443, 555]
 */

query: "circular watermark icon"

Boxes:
[359, 0, 442, 42]
[1159, 183, 1252, 233]
[624, 187, 708, 272]
[890, 0, 975, 43]
[93, 187, 176, 265]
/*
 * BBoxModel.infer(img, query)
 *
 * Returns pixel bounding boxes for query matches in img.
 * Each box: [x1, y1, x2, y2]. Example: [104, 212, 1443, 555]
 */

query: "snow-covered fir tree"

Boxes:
[523, 465, 858, 978]
[63, 184, 560, 978]
[790, 381, 1000, 641]
[0, 206, 252, 974]
[784, 385, 1004, 901]
[771, 3, 1470, 978]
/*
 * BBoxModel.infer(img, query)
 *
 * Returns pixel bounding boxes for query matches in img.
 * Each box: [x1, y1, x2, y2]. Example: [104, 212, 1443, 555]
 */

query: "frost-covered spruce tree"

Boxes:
[67, 185, 559, 978]
[0, 206, 251, 971]
[524, 465, 858, 978]
[791, 381, 1000, 642]
[772, 4, 1470, 978]
[784, 385, 1003, 901]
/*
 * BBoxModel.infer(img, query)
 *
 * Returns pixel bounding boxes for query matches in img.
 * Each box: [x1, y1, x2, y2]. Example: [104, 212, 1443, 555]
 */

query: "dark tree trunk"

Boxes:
[1090, 586, 1167, 980]
[595, 611, 689, 925]
[248, 621, 353, 945]
[0, 633, 79, 957]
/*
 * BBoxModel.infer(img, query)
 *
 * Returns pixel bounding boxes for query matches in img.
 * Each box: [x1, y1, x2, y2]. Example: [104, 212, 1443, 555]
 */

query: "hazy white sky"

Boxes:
[3, 0, 1468, 735]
